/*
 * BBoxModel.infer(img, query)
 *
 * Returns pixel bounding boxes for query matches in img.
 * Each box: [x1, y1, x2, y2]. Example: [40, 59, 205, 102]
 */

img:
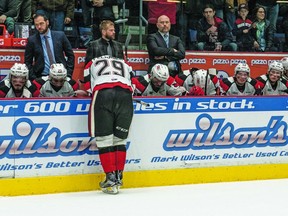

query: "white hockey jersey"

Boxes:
[220, 77, 259, 96]
[84, 56, 133, 93]
[0, 79, 37, 98]
[256, 74, 288, 95]
[39, 78, 75, 97]
[175, 69, 219, 95]
[132, 74, 186, 96]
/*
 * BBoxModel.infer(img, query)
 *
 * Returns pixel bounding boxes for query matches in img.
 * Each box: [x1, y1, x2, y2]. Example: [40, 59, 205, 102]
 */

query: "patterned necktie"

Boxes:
[107, 41, 113, 56]
[44, 35, 54, 65]
[164, 34, 169, 48]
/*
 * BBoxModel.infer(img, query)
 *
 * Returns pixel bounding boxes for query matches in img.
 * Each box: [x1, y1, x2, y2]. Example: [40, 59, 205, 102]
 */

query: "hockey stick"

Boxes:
[133, 99, 150, 107]
[204, 69, 209, 96]
[125, 33, 132, 60]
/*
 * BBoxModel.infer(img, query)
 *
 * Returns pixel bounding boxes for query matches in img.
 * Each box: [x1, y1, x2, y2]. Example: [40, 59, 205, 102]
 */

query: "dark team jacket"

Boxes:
[232, 17, 255, 46]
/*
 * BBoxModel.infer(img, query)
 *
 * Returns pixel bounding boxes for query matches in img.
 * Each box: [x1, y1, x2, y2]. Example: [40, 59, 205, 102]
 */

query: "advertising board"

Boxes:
[1, 97, 287, 179]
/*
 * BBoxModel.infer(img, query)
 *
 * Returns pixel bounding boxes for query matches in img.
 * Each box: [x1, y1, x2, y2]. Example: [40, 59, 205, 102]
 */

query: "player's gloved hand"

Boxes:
[188, 86, 205, 96]
[254, 88, 263, 96]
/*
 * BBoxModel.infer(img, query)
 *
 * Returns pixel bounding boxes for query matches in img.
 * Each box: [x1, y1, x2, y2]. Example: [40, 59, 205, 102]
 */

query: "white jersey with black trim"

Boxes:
[182, 73, 218, 95]
[39, 77, 75, 97]
[258, 75, 288, 95]
[84, 56, 133, 92]
[222, 77, 257, 95]
[136, 75, 172, 96]
[3, 80, 33, 98]
[176, 69, 219, 95]
[133, 74, 186, 96]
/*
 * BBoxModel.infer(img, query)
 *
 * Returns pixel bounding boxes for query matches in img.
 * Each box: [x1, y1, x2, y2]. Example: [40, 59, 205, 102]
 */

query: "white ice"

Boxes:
[1, 178, 288, 216]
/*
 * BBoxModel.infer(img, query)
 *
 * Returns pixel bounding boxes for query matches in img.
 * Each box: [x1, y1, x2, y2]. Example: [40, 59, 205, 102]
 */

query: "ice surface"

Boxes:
[1, 179, 288, 216]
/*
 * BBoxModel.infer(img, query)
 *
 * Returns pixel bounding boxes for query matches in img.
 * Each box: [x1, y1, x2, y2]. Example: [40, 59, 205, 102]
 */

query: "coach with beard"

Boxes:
[24, 13, 75, 80]
[85, 20, 124, 65]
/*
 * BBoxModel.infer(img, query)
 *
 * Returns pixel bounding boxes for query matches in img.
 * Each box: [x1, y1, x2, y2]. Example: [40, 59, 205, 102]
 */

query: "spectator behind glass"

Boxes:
[31, 0, 75, 31]
[78, 0, 93, 27]
[184, 0, 209, 50]
[208, 0, 225, 19]
[280, 4, 288, 52]
[14, 0, 31, 23]
[25, 13, 75, 80]
[255, 0, 279, 33]
[196, 4, 237, 51]
[232, 3, 255, 51]
[225, 0, 248, 31]
[146, 0, 177, 35]
[85, 20, 124, 65]
[250, 6, 278, 52]
[146, 15, 185, 77]
[0, 0, 17, 34]
[0, 63, 39, 98]
[87, 0, 124, 40]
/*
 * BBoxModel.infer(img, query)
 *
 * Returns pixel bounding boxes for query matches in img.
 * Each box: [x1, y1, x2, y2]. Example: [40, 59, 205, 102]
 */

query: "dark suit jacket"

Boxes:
[146, 31, 185, 75]
[25, 30, 75, 80]
[85, 38, 124, 65]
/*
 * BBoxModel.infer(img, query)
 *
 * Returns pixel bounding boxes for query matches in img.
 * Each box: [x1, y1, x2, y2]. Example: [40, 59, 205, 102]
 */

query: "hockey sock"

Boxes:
[98, 147, 116, 173]
[114, 145, 126, 171]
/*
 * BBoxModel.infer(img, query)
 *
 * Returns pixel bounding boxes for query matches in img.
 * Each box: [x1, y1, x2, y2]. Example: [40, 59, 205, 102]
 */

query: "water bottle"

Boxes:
[4, 29, 9, 38]
[214, 42, 222, 51]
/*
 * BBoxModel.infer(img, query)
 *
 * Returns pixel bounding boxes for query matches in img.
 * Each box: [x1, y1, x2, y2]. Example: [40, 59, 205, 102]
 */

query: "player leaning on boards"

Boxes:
[83, 55, 134, 194]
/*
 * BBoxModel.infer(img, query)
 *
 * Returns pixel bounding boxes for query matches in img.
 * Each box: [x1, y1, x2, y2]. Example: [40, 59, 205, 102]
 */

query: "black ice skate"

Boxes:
[116, 170, 123, 188]
[99, 172, 118, 194]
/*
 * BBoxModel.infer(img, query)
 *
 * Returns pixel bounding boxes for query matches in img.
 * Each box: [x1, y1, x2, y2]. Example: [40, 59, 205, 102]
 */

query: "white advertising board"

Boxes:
[0, 97, 287, 178]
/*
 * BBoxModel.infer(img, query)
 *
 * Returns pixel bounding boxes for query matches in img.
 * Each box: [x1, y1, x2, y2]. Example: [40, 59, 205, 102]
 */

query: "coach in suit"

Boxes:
[147, 15, 185, 77]
[25, 13, 75, 80]
[85, 20, 124, 65]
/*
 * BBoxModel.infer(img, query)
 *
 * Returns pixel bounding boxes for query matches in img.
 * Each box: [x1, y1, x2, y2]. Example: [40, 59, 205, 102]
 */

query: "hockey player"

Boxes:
[33, 63, 80, 97]
[132, 64, 187, 96]
[256, 61, 288, 95]
[281, 57, 288, 81]
[220, 63, 261, 96]
[175, 68, 219, 96]
[0, 63, 39, 98]
[83, 55, 134, 194]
